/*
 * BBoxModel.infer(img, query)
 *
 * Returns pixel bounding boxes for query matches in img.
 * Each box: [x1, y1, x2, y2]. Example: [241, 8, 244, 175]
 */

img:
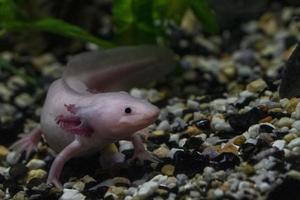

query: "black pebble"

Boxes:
[148, 132, 170, 144]
[212, 152, 240, 170]
[193, 119, 210, 131]
[259, 124, 274, 133]
[9, 163, 28, 179]
[228, 107, 267, 133]
[84, 186, 108, 200]
[184, 137, 203, 150]
[174, 151, 209, 177]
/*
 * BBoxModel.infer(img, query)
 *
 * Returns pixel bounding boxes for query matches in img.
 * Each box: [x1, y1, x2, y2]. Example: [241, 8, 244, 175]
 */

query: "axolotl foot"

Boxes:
[128, 134, 162, 164]
[10, 126, 42, 159]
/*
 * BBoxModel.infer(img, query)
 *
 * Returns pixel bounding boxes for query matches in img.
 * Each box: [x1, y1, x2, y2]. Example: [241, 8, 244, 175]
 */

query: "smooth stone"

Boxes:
[157, 120, 170, 131]
[288, 138, 300, 148]
[276, 117, 295, 128]
[153, 146, 170, 158]
[26, 159, 46, 170]
[246, 79, 267, 93]
[0, 145, 9, 159]
[27, 169, 47, 182]
[161, 164, 175, 176]
[258, 182, 271, 193]
[14, 93, 34, 108]
[187, 99, 199, 109]
[60, 189, 86, 200]
[6, 151, 22, 165]
[292, 120, 300, 130]
[295, 102, 300, 119]
[272, 140, 286, 150]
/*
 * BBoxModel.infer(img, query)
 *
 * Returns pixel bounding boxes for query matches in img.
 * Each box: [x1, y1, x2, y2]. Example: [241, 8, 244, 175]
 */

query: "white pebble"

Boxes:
[292, 120, 300, 130]
[157, 120, 170, 131]
[59, 189, 86, 200]
[187, 99, 199, 109]
[26, 159, 46, 170]
[6, 151, 21, 165]
[258, 182, 271, 193]
[213, 188, 224, 198]
[288, 138, 300, 148]
[272, 140, 286, 150]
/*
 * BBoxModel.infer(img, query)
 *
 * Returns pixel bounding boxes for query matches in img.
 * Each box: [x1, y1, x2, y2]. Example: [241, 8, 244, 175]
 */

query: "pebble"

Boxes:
[27, 169, 47, 182]
[153, 146, 170, 158]
[0, 145, 9, 159]
[161, 164, 175, 176]
[246, 79, 267, 93]
[157, 120, 170, 131]
[9, 163, 28, 179]
[288, 138, 300, 148]
[292, 120, 300, 131]
[60, 189, 86, 200]
[26, 159, 46, 170]
[6, 151, 22, 165]
[276, 117, 295, 128]
[272, 140, 286, 150]
[14, 93, 34, 108]
[135, 175, 167, 198]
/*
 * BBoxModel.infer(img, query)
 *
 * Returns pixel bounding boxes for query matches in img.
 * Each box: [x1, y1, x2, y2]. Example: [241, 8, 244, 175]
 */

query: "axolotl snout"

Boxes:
[11, 45, 175, 188]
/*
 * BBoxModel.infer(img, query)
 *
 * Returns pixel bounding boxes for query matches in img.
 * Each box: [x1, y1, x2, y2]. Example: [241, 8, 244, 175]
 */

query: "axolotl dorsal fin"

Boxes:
[62, 45, 176, 94]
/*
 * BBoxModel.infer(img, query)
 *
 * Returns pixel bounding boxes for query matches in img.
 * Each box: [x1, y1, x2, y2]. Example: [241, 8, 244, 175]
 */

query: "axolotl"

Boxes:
[11, 45, 175, 188]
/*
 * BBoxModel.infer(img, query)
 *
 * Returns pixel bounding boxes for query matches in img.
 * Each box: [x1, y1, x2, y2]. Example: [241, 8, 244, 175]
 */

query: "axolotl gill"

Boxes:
[11, 45, 175, 188]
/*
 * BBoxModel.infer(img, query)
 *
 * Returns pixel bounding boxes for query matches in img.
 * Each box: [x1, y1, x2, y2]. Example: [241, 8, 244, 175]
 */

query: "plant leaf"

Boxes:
[1, 18, 115, 48]
[188, 0, 219, 33]
[113, 0, 157, 45]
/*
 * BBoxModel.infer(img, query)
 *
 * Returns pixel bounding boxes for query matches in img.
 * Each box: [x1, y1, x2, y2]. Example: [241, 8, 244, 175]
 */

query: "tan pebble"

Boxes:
[113, 177, 130, 186]
[153, 146, 170, 158]
[73, 181, 85, 191]
[239, 162, 255, 176]
[0, 190, 4, 199]
[259, 12, 278, 35]
[259, 116, 273, 123]
[284, 133, 297, 142]
[152, 130, 165, 136]
[27, 169, 47, 182]
[186, 125, 201, 136]
[157, 188, 169, 195]
[12, 191, 26, 200]
[276, 117, 295, 128]
[110, 186, 125, 196]
[220, 143, 238, 154]
[183, 113, 193, 122]
[233, 135, 246, 146]
[161, 164, 175, 176]
[0, 145, 9, 159]
[246, 79, 267, 93]
[286, 98, 300, 113]
[269, 108, 283, 113]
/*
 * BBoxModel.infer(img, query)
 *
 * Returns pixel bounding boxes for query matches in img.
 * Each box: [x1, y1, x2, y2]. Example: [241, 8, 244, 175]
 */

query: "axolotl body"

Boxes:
[12, 45, 175, 188]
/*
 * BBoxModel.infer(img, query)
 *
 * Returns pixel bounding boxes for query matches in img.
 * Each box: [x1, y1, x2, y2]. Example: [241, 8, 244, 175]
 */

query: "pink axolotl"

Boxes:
[11, 45, 175, 188]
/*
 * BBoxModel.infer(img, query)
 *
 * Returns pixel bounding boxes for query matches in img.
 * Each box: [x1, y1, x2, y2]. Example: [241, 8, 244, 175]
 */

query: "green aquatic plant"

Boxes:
[0, 0, 218, 48]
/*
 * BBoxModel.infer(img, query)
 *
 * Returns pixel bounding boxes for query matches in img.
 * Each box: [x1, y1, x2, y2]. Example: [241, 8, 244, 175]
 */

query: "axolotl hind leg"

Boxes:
[47, 139, 84, 189]
[10, 126, 43, 159]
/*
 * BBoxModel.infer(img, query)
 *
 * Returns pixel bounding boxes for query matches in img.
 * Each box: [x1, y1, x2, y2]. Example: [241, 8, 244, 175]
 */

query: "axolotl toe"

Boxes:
[10, 45, 175, 188]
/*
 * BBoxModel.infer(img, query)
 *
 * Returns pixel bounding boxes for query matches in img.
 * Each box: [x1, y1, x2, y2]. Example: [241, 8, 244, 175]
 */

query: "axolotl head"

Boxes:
[84, 92, 159, 139]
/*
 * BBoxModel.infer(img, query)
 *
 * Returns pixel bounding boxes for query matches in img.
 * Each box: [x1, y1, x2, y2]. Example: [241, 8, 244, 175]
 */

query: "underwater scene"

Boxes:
[1, 0, 300, 199]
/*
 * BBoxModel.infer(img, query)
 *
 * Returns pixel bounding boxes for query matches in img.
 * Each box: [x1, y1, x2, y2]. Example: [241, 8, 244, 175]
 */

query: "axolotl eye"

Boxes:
[124, 107, 132, 114]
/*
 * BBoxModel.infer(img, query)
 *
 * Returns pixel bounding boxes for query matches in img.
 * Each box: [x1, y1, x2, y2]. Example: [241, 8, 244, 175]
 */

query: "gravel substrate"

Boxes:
[2, 3, 300, 200]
